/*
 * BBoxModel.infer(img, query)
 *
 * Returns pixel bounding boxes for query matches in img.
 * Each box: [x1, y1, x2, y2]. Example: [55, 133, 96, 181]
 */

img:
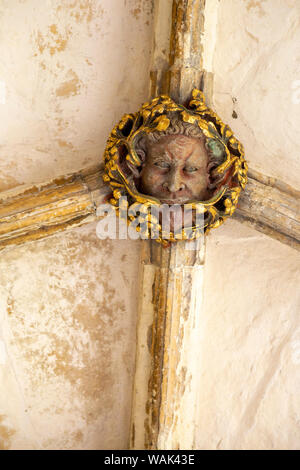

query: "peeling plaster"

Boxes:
[0, 415, 15, 450]
[55, 70, 81, 97]
[246, 0, 267, 16]
[0, 0, 154, 186]
[0, 223, 140, 449]
[0, 0, 153, 449]
[0, 0, 299, 451]
[195, 220, 300, 450]
[212, 0, 300, 189]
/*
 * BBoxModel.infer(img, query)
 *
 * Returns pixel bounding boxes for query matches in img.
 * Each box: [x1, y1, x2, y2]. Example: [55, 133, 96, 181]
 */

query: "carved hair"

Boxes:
[132, 115, 225, 191]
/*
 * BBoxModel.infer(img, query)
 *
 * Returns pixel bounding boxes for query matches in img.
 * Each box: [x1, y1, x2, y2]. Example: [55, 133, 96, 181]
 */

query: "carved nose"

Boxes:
[164, 169, 185, 193]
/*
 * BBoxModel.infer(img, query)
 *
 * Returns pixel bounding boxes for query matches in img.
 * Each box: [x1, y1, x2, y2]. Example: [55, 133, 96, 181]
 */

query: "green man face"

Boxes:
[140, 134, 210, 204]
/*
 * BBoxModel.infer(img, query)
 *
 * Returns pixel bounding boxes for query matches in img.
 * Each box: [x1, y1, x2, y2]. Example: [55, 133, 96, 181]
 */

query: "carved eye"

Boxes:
[184, 167, 198, 173]
[154, 161, 170, 169]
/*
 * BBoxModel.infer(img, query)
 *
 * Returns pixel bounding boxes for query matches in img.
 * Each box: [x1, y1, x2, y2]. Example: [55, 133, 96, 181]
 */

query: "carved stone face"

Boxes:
[139, 135, 209, 204]
[104, 91, 247, 243]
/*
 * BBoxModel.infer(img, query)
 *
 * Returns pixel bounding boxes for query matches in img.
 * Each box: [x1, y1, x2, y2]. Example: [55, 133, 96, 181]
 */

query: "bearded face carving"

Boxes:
[103, 89, 248, 244]
[140, 134, 209, 203]
[134, 116, 226, 205]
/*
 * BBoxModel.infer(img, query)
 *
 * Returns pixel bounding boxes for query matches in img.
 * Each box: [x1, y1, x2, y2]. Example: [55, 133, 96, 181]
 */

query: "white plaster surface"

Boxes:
[212, 0, 300, 190]
[196, 0, 300, 448]
[197, 220, 300, 450]
[0, 0, 299, 451]
[0, 225, 141, 449]
[0, 0, 152, 450]
[0, 0, 153, 190]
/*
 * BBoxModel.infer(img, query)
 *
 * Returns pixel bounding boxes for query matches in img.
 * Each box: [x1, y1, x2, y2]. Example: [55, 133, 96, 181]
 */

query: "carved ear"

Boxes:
[206, 139, 225, 162]
[127, 161, 142, 179]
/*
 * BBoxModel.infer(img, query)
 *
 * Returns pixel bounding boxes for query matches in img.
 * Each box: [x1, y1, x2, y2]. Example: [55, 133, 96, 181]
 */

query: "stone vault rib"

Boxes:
[0, 164, 298, 252]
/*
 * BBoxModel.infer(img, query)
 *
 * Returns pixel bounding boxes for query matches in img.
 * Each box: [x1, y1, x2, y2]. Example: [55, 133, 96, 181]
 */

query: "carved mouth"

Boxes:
[158, 192, 193, 205]
[159, 199, 189, 205]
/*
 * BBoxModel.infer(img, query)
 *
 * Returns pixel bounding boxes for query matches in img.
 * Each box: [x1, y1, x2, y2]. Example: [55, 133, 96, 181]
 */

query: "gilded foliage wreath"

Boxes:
[103, 89, 248, 244]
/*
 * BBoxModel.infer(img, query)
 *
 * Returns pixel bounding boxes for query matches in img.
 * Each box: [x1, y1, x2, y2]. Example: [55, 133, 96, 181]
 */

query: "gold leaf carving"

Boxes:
[102, 89, 248, 244]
